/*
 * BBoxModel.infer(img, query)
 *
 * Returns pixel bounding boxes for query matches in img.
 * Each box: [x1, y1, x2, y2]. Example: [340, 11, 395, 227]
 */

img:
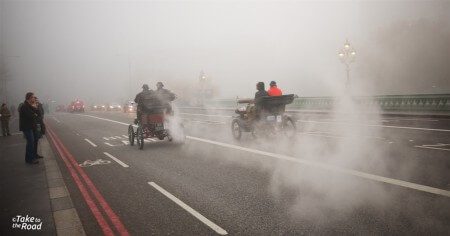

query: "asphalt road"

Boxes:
[44, 110, 450, 235]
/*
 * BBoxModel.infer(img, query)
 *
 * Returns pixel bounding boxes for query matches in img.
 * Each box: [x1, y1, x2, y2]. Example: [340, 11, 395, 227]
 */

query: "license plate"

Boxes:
[276, 115, 282, 122]
[155, 123, 164, 131]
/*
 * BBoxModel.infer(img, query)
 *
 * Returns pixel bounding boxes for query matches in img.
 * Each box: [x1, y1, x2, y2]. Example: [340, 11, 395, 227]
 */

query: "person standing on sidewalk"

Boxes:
[19, 92, 40, 164]
[1, 103, 12, 136]
[34, 98, 45, 159]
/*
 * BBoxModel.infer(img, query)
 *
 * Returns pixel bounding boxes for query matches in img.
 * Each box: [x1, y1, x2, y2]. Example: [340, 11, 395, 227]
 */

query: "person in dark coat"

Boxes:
[1, 103, 12, 136]
[134, 84, 154, 124]
[19, 92, 40, 164]
[155, 82, 176, 115]
[34, 98, 45, 159]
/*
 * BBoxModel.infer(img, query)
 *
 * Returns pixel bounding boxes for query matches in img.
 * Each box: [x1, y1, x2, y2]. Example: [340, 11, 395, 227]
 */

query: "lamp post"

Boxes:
[338, 39, 356, 87]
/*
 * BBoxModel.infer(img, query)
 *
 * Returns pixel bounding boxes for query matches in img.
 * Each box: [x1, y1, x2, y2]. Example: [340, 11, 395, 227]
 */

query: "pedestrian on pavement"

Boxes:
[34, 98, 45, 159]
[1, 103, 12, 136]
[19, 92, 40, 164]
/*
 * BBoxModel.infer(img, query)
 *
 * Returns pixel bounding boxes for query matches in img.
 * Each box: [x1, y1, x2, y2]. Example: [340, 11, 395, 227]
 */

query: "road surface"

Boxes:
[44, 109, 450, 235]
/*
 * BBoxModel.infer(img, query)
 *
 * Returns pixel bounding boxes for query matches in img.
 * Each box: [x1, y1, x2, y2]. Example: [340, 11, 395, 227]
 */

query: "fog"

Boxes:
[1, 1, 448, 230]
[1, 0, 449, 104]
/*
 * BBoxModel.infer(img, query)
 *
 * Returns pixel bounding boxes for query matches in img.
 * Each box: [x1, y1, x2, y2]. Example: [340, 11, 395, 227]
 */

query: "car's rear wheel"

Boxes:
[136, 126, 144, 150]
[231, 119, 242, 140]
[282, 117, 296, 139]
[128, 125, 135, 146]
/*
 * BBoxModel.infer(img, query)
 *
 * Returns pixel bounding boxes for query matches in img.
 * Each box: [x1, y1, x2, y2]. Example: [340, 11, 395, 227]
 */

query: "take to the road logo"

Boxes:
[11, 215, 43, 231]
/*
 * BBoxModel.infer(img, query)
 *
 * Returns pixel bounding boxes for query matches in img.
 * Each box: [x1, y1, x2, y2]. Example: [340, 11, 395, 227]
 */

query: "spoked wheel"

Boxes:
[231, 119, 242, 140]
[282, 117, 297, 139]
[136, 126, 144, 150]
[128, 125, 135, 146]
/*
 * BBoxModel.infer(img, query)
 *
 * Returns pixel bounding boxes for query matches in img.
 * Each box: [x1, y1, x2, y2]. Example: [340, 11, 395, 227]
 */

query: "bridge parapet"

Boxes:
[195, 94, 450, 114]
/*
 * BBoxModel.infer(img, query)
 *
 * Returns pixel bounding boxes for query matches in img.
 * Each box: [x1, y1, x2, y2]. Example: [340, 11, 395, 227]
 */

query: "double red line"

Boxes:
[46, 124, 130, 236]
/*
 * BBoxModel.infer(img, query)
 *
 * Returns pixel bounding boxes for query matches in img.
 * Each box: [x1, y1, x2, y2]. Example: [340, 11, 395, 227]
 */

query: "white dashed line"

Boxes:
[84, 138, 97, 147]
[148, 182, 228, 235]
[103, 137, 110, 141]
[78, 114, 450, 198]
[104, 142, 114, 147]
[103, 152, 129, 168]
[122, 135, 128, 138]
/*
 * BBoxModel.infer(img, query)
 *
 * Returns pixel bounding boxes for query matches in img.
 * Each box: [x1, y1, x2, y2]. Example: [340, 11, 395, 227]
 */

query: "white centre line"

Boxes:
[103, 152, 129, 168]
[297, 120, 450, 132]
[77, 114, 450, 198]
[84, 138, 97, 147]
[148, 182, 228, 235]
[186, 136, 450, 198]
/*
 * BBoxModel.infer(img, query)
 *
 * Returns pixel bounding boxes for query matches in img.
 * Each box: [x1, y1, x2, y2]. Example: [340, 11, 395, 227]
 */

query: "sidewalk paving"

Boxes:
[0, 119, 85, 235]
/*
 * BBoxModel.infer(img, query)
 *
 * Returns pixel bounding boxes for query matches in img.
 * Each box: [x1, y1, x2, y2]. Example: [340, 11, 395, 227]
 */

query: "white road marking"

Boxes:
[53, 117, 61, 123]
[180, 113, 232, 118]
[103, 152, 129, 168]
[186, 136, 450, 198]
[148, 182, 228, 235]
[103, 137, 110, 141]
[84, 138, 97, 147]
[77, 114, 450, 197]
[109, 137, 116, 140]
[297, 120, 450, 132]
[121, 140, 129, 145]
[11, 132, 22, 136]
[415, 146, 450, 152]
[104, 142, 114, 147]
[115, 136, 122, 139]
[122, 135, 128, 138]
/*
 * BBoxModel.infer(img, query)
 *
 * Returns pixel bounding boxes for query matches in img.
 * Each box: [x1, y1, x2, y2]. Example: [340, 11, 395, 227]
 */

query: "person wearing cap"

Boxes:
[1, 103, 12, 136]
[134, 84, 154, 124]
[267, 81, 282, 96]
[155, 82, 176, 115]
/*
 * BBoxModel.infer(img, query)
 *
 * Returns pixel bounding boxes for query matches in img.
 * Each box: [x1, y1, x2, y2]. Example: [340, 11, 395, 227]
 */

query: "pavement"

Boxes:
[0, 117, 85, 235]
[1, 110, 450, 235]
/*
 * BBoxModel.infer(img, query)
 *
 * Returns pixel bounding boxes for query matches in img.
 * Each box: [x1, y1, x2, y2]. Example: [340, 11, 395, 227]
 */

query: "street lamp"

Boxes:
[338, 39, 356, 87]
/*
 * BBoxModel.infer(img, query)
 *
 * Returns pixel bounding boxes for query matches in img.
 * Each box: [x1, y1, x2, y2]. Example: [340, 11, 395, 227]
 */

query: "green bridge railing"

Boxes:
[195, 94, 450, 113]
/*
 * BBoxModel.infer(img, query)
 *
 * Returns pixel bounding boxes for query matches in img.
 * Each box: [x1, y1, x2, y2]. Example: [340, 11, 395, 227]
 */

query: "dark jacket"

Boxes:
[36, 102, 46, 135]
[19, 101, 38, 131]
[156, 88, 176, 103]
[1, 106, 11, 121]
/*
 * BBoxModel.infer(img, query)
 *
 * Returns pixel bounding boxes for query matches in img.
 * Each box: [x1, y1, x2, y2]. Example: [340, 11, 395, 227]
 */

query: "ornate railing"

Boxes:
[192, 94, 450, 113]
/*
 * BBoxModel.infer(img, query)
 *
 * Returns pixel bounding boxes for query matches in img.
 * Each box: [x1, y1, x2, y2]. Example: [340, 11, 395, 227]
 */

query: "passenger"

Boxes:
[155, 82, 176, 115]
[134, 84, 154, 124]
[267, 81, 282, 96]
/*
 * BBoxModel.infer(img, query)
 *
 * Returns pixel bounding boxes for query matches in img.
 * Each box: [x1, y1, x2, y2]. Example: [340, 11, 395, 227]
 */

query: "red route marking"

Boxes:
[47, 124, 130, 236]
[46, 127, 114, 235]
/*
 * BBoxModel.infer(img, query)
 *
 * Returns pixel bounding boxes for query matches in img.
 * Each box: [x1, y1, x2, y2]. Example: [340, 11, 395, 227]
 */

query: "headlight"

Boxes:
[109, 106, 113, 108]
[118, 106, 121, 108]
[102, 105, 105, 108]
[94, 106, 97, 108]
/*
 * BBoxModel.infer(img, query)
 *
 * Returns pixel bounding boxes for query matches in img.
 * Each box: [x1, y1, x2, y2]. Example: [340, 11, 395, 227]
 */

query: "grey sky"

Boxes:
[1, 0, 449, 104]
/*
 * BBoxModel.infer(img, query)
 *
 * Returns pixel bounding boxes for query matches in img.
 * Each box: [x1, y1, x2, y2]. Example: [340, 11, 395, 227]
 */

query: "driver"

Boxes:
[247, 82, 268, 121]
[155, 82, 176, 115]
[134, 84, 154, 124]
